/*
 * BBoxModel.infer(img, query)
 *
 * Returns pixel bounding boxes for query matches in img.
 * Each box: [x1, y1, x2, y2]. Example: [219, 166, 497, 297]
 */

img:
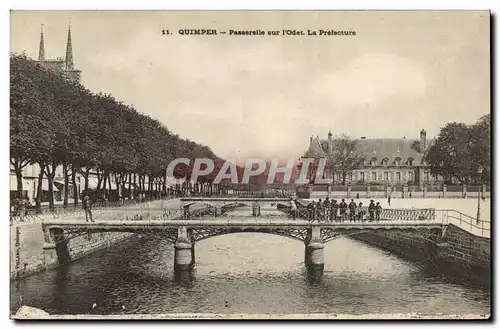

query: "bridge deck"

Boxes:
[180, 197, 291, 202]
[43, 218, 445, 229]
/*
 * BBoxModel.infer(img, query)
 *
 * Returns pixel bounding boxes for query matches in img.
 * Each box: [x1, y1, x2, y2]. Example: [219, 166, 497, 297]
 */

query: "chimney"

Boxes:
[420, 129, 427, 153]
[328, 130, 333, 141]
[309, 135, 313, 145]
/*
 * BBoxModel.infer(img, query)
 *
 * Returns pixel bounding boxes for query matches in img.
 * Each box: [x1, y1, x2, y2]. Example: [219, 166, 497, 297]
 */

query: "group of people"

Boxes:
[290, 198, 383, 222]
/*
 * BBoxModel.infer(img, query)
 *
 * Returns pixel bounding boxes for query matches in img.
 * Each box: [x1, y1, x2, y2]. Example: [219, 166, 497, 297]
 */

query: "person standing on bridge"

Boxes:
[339, 199, 348, 222]
[323, 197, 331, 221]
[348, 199, 357, 222]
[317, 199, 324, 221]
[83, 196, 94, 222]
[290, 199, 297, 219]
[307, 201, 314, 221]
[330, 200, 338, 222]
[357, 202, 365, 222]
[368, 200, 376, 222]
[375, 202, 382, 222]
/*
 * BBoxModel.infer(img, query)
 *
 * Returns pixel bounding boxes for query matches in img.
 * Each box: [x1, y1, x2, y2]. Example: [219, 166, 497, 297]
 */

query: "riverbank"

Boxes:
[10, 198, 183, 279]
[10, 221, 135, 279]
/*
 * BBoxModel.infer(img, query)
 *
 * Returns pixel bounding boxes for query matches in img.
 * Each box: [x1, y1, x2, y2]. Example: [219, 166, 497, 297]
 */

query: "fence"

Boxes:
[308, 184, 490, 199]
[435, 209, 490, 238]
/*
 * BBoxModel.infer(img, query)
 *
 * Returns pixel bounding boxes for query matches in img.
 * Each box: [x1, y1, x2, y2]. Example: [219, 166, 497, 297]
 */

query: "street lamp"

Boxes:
[477, 166, 484, 224]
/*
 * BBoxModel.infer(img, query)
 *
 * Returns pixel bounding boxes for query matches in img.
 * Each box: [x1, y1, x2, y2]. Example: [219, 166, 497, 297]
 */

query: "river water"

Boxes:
[10, 231, 490, 316]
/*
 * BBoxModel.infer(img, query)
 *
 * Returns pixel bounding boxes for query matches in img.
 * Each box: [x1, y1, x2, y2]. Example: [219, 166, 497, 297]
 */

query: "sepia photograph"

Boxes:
[8, 10, 491, 320]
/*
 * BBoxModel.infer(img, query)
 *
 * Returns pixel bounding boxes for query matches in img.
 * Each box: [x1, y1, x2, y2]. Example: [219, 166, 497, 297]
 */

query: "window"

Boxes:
[348, 172, 353, 181]
[372, 172, 377, 181]
[408, 159, 413, 166]
[425, 172, 429, 181]
[360, 172, 365, 182]
[408, 172, 414, 182]
[396, 172, 401, 181]
[395, 158, 401, 166]
[384, 172, 389, 181]
[382, 158, 388, 166]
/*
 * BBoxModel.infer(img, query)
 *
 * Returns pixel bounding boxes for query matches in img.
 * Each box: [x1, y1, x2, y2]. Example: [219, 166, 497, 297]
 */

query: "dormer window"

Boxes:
[408, 157, 414, 166]
[382, 158, 389, 166]
[370, 157, 377, 166]
[395, 157, 402, 166]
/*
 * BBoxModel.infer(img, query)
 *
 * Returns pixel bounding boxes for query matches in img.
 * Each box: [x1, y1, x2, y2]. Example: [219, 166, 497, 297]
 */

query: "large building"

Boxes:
[10, 25, 82, 202]
[304, 129, 441, 187]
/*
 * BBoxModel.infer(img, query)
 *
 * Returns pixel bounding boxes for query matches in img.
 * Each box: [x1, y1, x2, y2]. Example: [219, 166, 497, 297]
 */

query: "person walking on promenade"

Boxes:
[348, 199, 357, 222]
[339, 198, 348, 222]
[375, 202, 382, 222]
[387, 194, 391, 206]
[83, 196, 94, 222]
[368, 200, 376, 222]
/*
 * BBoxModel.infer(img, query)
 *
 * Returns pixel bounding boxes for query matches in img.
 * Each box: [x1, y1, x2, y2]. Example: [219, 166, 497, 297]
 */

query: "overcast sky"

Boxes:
[10, 11, 490, 160]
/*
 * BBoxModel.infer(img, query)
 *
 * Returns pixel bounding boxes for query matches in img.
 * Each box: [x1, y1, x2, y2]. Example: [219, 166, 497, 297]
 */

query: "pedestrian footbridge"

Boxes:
[39, 197, 489, 277]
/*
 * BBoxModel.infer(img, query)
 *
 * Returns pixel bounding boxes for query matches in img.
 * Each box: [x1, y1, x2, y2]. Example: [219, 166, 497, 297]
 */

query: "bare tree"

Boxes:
[328, 134, 363, 185]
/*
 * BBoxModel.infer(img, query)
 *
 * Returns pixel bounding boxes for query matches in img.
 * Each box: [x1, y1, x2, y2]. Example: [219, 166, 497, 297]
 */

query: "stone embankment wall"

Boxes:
[10, 222, 134, 279]
[67, 232, 134, 261]
[352, 224, 490, 275]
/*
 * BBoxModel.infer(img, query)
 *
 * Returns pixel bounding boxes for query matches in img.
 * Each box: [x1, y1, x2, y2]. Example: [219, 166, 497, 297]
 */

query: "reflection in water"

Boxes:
[10, 233, 490, 316]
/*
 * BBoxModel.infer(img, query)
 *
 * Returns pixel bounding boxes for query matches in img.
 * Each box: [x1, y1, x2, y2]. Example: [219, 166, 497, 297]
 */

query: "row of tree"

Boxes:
[10, 54, 228, 209]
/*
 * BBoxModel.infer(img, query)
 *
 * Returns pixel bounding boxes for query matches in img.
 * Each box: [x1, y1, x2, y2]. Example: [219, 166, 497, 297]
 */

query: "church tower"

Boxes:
[65, 26, 74, 70]
[38, 25, 45, 62]
[36, 24, 81, 83]
[64, 25, 81, 82]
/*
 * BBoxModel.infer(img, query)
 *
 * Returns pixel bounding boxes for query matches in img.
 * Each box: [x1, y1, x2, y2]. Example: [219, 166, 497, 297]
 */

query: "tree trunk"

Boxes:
[11, 158, 29, 199]
[35, 162, 44, 210]
[107, 171, 111, 198]
[44, 163, 57, 211]
[148, 175, 152, 198]
[71, 167, 79, 205]
[133, 173, 137, 198]
[128, 173, 132, 199]
[84, 168, 90, 191]
[63, 163, 69, 207]
[15, 165, 23, 199]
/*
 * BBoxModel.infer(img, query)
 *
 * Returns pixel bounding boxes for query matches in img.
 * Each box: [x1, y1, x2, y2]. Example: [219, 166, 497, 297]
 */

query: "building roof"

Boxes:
[310, 137, 430, 166]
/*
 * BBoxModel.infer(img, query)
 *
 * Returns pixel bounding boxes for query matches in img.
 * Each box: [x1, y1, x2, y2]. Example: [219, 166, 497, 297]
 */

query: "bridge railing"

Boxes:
[435, 209, 490, 238]
[280, 207, 437, 223]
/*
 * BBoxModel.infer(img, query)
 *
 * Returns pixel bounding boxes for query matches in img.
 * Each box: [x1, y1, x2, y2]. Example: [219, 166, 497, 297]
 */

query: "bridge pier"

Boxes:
[174, 227, 195, 271]
[42, 227, 71, 268]
[305, 227, 324, 277]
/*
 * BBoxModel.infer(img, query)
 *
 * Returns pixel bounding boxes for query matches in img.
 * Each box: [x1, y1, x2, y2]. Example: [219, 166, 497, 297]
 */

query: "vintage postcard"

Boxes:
[9, 10, 490, 320]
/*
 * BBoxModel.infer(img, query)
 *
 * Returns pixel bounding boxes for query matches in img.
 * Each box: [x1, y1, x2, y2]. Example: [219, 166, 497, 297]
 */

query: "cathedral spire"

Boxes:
[65, 25, 74, 70]
[38, 25, 45, 62]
